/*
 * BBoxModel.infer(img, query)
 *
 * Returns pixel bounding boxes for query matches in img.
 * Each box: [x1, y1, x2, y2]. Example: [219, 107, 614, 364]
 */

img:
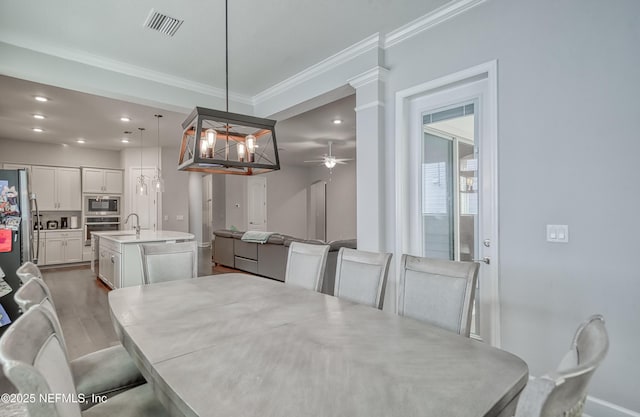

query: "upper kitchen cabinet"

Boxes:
[31, 166, 81, 211]
[2, 163, 31, 175]
[83, 168, 123, 194]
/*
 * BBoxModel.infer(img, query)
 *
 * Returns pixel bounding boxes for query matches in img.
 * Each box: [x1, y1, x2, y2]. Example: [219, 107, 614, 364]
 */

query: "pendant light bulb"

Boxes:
[137, 127, 148, 196]
[153, 115, 165, 193]
[237, 143, 246, 161]
[206, 129, 217, 147]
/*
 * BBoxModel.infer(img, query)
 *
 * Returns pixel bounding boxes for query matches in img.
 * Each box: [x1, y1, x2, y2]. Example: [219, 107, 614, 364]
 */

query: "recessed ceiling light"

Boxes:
[121, 139, 130, 143]
[332, 119, 343, 125]
[77, 139, 86, 144]
[33, 114, 46, 120]
[32, 128, 44, 132]
[34, 96, 48, 102]
[120, 117, 131, 122]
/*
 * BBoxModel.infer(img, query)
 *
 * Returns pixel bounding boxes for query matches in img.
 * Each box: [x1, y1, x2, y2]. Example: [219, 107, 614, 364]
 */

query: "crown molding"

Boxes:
[0, 37, 253, 105]
[384, 0, 487, 49]
[348, 66, 389, 89]
[354, 101, 384, 112]
[252, 33, 381, 106]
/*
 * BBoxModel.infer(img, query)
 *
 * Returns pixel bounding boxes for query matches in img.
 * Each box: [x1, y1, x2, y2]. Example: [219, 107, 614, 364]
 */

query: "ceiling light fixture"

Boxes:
[137, 128, 148, 195]
[34, 96, 48, 102]
[33, 114, 46, 120]
[152, 114, 165, 193]
[332, 119, 343, 125]
[177, 0, 279, 175]
[121, 139, 129, 144]
[121, 117, 131, 122]
[32, 128, 43, 133]
[77, 139, 85, 144]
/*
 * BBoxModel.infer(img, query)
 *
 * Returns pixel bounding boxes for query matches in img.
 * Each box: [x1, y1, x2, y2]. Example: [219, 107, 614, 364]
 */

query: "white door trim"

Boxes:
[394, 60, 501, 346]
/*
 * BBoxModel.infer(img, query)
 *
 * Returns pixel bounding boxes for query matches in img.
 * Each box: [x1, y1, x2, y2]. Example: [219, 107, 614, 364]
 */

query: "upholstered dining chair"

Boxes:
[16, 261, 43, 283]
[333, 248, 392, 309]
[0, 305, 169, 417]
[14, 277, 145, 410]
[139, 241, 198, 285]
[514, 315, 609, 417]
[397, 255, 479, 337]
[284, 242, 330, 292]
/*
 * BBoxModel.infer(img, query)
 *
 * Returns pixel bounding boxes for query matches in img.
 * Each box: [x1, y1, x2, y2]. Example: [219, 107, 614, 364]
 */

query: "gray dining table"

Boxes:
[109, 273, 528, 417]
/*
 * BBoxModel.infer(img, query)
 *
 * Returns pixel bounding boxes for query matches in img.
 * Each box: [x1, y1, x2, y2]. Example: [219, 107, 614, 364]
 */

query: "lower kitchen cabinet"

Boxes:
[42, 230, 83, 265]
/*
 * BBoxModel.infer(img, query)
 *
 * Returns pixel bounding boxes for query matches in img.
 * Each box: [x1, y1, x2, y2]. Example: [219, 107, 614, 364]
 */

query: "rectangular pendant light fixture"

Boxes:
[177, 107, 280, 175]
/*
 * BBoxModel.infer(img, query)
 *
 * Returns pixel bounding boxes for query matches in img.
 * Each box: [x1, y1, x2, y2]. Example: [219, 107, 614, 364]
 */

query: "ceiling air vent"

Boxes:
[144, 9, 183, 37]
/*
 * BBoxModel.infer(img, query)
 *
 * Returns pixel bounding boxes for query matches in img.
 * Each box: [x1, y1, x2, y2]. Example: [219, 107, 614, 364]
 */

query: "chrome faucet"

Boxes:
[125, 213, 141, 237]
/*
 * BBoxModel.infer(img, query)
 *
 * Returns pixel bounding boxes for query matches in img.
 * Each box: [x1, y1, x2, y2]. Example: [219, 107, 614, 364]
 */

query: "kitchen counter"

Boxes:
[94, 230, 194, 244]
[93, 230, 196, 288]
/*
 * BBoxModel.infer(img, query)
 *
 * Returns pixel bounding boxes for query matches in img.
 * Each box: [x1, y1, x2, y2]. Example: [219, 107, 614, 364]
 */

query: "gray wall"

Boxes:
[221, 164, 356, 241]
[383, 0, 640, 414]
[161, 145, 190, 233]
[309, 163, 357, 242]
[266, 165, 310, 238]
[0, 138, 120, 168]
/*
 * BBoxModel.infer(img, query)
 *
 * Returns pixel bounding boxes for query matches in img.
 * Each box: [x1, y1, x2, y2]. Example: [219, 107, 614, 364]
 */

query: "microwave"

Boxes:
[85, 196, 120, 215]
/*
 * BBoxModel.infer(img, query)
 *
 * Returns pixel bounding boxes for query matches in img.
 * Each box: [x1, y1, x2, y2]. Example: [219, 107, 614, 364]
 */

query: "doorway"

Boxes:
[396, 62, 499, 345]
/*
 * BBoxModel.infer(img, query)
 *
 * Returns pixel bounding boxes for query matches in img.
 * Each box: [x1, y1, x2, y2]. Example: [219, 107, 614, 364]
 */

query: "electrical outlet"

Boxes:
[546, 225, 569, 243]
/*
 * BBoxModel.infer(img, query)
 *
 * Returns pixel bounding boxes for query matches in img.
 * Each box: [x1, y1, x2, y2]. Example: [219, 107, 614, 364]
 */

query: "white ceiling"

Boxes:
[0, 74, 356, 166]
[0, 0, 450, 165]
[0, 0, 447, 96]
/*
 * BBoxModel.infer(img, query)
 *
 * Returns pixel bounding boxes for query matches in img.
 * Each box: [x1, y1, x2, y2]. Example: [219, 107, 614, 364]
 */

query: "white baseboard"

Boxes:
[584, 396, 640, 417]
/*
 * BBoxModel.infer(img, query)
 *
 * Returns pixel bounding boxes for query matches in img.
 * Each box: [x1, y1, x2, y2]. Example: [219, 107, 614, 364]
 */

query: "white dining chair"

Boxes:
[16, 261, 43, 283]
[284, 242, 330, 292]
[14, 277, 145, 410]
[333, 247, 392, 309]
[514, 315, 609, 417]
[139, 241, 198, 284]
[397, 254, 479, 337]
[0, 305, 169, 417]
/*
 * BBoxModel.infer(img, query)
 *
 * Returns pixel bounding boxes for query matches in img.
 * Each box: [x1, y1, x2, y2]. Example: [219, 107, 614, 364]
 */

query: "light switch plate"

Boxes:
[176, 215, 184, 221]
[547, 225, 569, 243]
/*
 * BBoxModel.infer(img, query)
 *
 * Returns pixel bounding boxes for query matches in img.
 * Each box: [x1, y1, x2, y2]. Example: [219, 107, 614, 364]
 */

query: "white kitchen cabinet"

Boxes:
[31, 166, 81, 211]
[43, 230, 83, 265]
[2, 163, 31, 175]
[83, 168, 123, 194]
[95, 231, 195, 288]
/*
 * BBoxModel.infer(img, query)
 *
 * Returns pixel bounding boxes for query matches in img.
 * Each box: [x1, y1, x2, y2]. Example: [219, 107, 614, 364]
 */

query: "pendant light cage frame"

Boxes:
[178, 107, 280, 175]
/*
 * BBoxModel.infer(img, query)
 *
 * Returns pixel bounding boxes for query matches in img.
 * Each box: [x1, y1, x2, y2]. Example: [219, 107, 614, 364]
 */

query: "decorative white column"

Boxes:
[188, 172, 204, 246]
[348, 67, 389, 252]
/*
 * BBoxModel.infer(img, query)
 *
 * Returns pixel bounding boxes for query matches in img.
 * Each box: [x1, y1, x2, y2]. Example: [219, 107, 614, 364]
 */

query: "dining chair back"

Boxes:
[139, 241, 198, 285]
[16, 261, 43, 283]
[285, 242, 330, 292]
[514, 315, 609, 417]
[0, 305, 81, 417]
[333, 248, 392, 309]
[397, 255, 479, 337]
[14, 277, 145, 410]
[0, 305, 169, 417]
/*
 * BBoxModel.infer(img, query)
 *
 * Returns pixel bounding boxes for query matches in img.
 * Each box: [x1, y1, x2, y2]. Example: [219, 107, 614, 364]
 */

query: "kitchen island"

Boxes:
[92, 230, 195, 288]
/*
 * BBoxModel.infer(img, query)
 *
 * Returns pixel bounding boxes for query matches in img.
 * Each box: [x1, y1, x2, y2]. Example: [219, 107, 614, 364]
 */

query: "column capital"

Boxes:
[348, 66, 390, 89]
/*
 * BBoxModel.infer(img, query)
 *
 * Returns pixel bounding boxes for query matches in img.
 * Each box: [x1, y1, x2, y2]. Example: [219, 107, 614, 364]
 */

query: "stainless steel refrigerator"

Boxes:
[0, 169, 40, 336]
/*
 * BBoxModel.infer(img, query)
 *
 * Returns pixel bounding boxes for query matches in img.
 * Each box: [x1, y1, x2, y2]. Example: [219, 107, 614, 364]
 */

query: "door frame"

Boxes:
[394, 60, 501, 346]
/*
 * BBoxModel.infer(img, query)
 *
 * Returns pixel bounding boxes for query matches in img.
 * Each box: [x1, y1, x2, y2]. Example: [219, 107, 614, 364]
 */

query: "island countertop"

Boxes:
[93, 230, 195, 244]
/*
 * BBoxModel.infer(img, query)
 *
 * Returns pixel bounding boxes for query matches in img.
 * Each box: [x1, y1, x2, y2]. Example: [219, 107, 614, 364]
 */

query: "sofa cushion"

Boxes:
[328, 239, 357, 251]
[213, 229, 235, 238]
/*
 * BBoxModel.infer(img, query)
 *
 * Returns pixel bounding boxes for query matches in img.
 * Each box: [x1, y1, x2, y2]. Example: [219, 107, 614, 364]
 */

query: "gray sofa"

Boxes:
[213, 229, 356, 295]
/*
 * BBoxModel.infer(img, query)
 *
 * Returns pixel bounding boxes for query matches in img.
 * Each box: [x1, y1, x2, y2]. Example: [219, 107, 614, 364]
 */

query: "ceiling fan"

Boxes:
[304, 141, 352, 169]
